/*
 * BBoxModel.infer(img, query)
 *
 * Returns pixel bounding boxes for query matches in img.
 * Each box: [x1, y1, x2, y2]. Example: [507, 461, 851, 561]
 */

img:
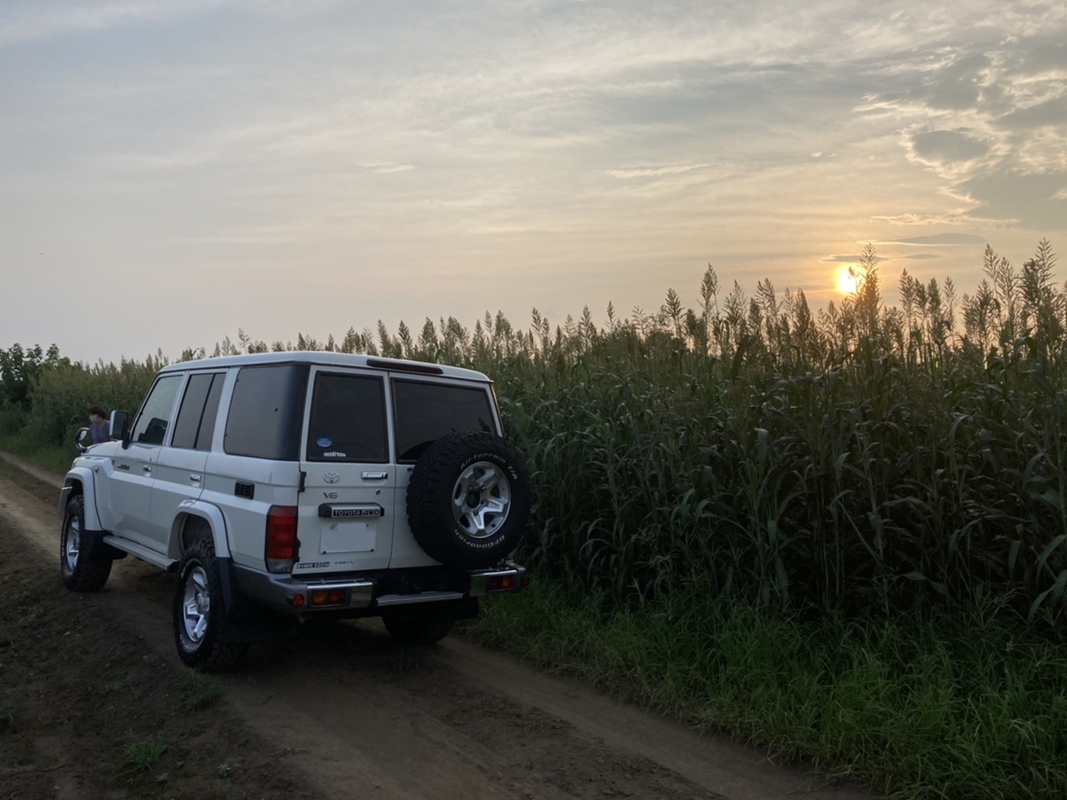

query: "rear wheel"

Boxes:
[382, 605, 456, 645]
[60, 495, 112, 591]
[173, 538, 248, 671]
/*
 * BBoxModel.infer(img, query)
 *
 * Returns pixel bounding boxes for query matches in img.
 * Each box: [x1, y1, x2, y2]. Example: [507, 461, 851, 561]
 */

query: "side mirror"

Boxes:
[74, 427, 92, 453]
[109, 410, 130, 448]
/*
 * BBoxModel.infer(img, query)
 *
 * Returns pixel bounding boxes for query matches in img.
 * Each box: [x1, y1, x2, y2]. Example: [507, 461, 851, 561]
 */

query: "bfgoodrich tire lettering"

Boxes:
[173, 538, 247, 671]
[407, 431, 531, 569]
[60, 495, 112, 591]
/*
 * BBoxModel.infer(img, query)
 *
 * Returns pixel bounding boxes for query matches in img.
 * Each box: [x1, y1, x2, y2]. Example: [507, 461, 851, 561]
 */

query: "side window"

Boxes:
[196, 374, 224, 451]
[393, 380, 495, 462]
[224, 365, 308, 460]
[306, 373, 388, 463]
[171, 374, 222, 451]
[131, 375, 183, 446]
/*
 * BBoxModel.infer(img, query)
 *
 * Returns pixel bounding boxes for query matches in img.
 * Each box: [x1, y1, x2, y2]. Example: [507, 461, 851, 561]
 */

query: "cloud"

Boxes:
[821, 254, 884, 264]
[901, 253, 941, 260]
[925, 53, 990, 111]
[1017, 42, 1067, 76]
[363, 163, 415, 174]
[871, 213, 969, 226]
[0, 1, 223, 48]
[957, 168, 1067, 230]
[605, 164, 711, 179]
[909, 130, 990, 163]
[877, 233, 987, 246]
[861, 33, 1067, 230]
[996, 96, 1067, 130]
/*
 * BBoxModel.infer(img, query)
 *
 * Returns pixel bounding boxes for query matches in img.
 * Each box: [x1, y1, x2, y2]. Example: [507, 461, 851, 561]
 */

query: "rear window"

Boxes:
[393, 380, 495, 462]
[306, 373, 388, 463]
[224, 365, 308, 461]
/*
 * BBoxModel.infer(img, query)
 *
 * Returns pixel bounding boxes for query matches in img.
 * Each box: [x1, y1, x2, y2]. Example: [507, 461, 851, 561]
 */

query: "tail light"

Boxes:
[266, 505, 298, 573]
[310, 588, 348, 607]
[488, 574, 517, 592]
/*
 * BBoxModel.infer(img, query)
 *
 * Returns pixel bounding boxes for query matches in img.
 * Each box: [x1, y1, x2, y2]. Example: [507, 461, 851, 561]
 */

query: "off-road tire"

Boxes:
[382, 606, 456, 645]
[407, 431, 531, 569]
[173, 538, 248, 671]
[60, 495, 112, 591]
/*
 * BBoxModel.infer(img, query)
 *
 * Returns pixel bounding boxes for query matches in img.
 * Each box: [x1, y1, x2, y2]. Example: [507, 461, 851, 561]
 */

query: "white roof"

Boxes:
[160, 351, 491, 383]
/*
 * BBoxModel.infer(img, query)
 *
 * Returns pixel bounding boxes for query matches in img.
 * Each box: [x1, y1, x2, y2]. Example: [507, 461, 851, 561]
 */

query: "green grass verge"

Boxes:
[0, 433, 76, 475]
[467, 579, 1067, 800]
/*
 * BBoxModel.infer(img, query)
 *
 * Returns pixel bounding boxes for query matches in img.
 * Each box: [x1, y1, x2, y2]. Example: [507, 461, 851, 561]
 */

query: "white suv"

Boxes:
[59, 353, 531, 670]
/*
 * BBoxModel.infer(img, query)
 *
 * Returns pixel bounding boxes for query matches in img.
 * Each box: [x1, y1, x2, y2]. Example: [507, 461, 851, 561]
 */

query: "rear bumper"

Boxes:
[232, 562, 526, 616]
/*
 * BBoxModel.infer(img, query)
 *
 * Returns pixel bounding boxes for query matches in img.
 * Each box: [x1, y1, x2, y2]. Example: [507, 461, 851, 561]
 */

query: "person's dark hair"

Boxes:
[89, 405, 108, 417]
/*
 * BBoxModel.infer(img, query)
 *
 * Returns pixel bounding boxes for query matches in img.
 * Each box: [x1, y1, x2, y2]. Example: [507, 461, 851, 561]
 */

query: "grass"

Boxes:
[123, 739, 170, 772]
[21, 580, 44, 603]
[0, 432, 76, 475]
[179, 670, 224, 712]
[468, 577, 1067, 800]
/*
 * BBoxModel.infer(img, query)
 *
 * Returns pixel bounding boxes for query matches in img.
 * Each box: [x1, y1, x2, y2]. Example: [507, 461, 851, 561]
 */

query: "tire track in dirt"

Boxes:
[0, 455, 875, 800]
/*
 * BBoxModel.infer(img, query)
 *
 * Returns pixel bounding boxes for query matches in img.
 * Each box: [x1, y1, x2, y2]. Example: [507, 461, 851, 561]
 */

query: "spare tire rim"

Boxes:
[64, 516, 80, 571]
[452, 461, 512, 539]
[181, 566, 211, 645]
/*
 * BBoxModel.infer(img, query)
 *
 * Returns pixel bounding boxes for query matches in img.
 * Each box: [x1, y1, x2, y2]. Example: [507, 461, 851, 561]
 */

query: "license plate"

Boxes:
[320, 520, 376, 554]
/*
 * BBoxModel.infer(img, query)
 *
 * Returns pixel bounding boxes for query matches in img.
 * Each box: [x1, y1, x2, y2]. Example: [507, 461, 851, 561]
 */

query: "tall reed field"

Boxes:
[7, 241, 1064, 623]
[5, 240, 1067, 797]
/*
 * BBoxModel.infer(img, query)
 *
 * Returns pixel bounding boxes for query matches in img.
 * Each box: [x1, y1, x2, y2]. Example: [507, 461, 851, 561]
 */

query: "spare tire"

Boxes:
[407, 431, 531, 569]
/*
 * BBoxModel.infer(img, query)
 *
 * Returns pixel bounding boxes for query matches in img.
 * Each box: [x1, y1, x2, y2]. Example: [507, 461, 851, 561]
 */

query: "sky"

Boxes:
[2, 0, 1066, 364]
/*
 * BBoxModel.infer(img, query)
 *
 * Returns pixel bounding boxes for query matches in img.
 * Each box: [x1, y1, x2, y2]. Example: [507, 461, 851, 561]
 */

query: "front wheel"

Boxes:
[173, 538, 247, 671]
[60, 495, 112, 591]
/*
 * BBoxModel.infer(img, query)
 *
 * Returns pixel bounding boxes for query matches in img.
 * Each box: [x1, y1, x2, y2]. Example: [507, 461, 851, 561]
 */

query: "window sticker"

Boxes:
[322, 450, 348, 458]
[316, 437, 333, 448]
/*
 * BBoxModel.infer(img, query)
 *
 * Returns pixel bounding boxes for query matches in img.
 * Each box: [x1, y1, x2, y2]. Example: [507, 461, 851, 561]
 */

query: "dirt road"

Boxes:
[0, 453, 873, 800]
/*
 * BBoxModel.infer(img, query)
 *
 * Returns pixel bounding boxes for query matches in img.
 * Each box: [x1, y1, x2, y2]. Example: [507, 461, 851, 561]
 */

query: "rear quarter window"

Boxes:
[393, 380, 496, 462]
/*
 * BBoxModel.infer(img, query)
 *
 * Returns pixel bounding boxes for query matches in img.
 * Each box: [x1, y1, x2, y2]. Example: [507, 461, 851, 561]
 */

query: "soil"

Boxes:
[0, 453, 875, 800]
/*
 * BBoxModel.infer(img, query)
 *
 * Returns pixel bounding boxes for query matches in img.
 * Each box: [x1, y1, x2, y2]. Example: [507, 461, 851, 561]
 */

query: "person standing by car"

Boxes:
[88, 405, 110, 444]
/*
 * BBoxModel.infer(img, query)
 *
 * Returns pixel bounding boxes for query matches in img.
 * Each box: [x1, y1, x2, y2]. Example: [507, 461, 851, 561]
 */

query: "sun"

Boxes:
[836, 266, 860, 295]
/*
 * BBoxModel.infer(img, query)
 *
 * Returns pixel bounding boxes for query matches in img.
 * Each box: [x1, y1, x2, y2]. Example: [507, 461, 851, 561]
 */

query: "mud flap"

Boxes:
[216, 556, 275, 643]
[83, 529, 127, 561]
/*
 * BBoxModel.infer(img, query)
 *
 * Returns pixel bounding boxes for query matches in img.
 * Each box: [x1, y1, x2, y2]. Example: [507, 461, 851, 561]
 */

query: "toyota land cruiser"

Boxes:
[58, 353, 531, 670]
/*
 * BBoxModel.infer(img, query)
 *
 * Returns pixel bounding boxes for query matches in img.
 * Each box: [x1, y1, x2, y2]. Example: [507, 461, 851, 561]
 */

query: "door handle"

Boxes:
[142, 466, 152, 474]
[361, 471, 388, 481]
[190, 474, 201, 482]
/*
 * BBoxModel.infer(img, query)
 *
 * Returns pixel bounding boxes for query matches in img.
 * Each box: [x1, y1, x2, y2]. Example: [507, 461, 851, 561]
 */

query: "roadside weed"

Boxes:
[123, 739, 169, 772]
[179, 670, 223, 711]
[21, 580, 44, 603]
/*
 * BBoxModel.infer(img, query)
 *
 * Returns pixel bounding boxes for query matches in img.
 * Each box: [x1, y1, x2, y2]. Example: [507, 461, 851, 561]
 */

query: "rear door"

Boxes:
[389, 375, 501, 569]
[147, 371, 225, 552]
[296, 367, 396, 576]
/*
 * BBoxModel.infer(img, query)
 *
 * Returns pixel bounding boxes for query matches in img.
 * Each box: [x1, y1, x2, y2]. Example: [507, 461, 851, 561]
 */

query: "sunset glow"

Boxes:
[0, 2, 1065, 363]
[836, 267, 861, 296]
